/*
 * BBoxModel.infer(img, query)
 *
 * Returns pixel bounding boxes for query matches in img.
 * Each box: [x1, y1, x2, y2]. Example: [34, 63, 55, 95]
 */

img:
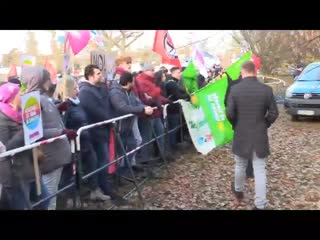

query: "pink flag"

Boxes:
[192, 47, 208, 78]
[66, 30, 91, 56]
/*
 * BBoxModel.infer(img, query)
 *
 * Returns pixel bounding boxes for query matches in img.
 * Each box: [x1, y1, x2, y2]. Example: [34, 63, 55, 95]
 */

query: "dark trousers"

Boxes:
[90, 139, 113, 196]
[246, 159, 254, 178]
[151, 117, 166, 154]
[10, 179, 50, 210]
[167, 113, 181, 150]
[138, 118, 153, 163]
[117, 130, 137, 175]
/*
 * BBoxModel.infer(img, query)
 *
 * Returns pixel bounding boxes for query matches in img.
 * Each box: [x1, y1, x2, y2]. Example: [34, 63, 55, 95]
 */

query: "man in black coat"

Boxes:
[165, 67, 190, 152]
[79, 64, 127, 206]
[226, 61, 279, 210]
[225, 73, 254, 178]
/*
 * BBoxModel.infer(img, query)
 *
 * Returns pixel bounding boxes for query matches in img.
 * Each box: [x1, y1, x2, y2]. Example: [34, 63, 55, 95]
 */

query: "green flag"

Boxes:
[193, 75, 233, 147]
[225, 51, 252, 80]
[182, 61, 198, 94]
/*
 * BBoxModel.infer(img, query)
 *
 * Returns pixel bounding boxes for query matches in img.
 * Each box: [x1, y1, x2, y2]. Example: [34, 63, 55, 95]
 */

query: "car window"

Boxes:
[297, 63, 320, 81]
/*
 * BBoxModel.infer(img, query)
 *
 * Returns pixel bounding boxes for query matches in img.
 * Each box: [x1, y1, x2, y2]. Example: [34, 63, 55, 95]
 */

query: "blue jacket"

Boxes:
[79, 81, 112, 141]
[64, 98, 92, 152]
[109, 82, 145, 133]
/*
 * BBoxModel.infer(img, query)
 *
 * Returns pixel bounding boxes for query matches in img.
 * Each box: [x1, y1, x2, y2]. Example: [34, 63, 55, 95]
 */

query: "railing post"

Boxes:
[112, 122, 145, 208]
[70, 140, 82, 209]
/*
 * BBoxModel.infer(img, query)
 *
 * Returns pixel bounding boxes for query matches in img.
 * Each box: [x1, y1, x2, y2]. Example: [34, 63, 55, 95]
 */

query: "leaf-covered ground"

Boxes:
[128, 106, 320, 210]
[61, 106, 320, 210]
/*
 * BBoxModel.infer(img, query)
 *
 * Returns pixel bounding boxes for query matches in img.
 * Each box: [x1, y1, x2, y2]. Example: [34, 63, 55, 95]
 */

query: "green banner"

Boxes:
[182, 61, 198, 94]
[226, 51, 252, 80]
[193, 76, 233, 147]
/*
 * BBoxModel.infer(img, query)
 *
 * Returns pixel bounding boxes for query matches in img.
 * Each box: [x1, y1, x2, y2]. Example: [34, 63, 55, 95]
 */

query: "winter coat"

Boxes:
[78, 80, 112, 141]
[165, 77, 190, 114]
[63, 98, 92, 152]
[20, 66, 72, 174]
[0, 112, 35, 187]
[134, 72, 169, 119]
[109, 82, 145, 133]
[226, 77, 279, 159]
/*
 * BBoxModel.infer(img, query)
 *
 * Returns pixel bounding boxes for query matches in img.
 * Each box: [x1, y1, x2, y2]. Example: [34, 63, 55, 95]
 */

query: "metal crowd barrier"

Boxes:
[0, 100, 187, 210]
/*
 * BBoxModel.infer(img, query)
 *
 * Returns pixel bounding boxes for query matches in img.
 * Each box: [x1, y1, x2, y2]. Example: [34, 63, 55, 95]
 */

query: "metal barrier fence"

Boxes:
[0, 100, 186, 210]
[263, 75, 288, 104]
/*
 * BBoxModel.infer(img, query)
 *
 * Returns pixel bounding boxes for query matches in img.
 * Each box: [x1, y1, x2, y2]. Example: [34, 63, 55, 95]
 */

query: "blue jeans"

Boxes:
[91, 139, 113, 196]
[234, 152, 267, 209]
[117, 130, 137, 175]
[167, 113, 181, 150]
[151, 118, 166, 153]
[138, 118, 153, 163]
[11, 179, 50, 210]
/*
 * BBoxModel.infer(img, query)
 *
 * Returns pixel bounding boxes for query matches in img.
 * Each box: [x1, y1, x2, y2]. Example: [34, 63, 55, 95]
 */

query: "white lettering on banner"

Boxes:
[207, 93, 225, 122]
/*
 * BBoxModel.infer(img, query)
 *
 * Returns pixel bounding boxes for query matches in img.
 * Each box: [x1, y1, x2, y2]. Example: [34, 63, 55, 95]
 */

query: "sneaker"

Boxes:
[90, 189, 111, 201]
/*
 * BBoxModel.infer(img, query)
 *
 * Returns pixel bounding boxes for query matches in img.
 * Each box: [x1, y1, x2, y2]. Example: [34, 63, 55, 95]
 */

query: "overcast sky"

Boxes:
[0, 30, 234, 55]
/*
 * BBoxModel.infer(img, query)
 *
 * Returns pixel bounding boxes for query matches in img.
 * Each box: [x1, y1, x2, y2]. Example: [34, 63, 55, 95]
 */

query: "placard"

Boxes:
[21, 91, 43, 145]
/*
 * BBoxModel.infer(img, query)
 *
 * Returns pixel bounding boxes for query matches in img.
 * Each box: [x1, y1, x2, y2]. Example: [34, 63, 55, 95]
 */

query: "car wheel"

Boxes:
[291, 115, 299, 121]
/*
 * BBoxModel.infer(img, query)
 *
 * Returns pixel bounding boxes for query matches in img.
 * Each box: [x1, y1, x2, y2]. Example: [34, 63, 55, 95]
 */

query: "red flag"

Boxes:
[108, 129, 117, 175]
[44, 58, 57, 84]
[152, 30, 181, 67]
[251, 54, 261, 71]
[7, 64, 18, 80]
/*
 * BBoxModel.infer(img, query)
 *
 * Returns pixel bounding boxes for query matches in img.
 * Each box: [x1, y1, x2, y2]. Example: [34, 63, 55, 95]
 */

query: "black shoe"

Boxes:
[132, 165, 144, 173]
[111, 194, 129, 207]
[246, 174, 254, 179]
[231, 181, 244, 201]
[165, 154, 175, 162]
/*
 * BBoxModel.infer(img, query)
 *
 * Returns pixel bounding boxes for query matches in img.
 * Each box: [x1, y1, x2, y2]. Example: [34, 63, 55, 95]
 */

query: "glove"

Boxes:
[62, 129, 78, 140]
[57, 101, 69, 112]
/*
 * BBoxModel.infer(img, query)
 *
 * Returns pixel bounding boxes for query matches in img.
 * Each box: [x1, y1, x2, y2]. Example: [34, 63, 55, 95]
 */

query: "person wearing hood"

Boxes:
[79, 64, 127, 206]
[8, 77, 21, 87]
[0, 82, 50, 210]
[20, 66, 75, 210]
[109, 72, 154, 178]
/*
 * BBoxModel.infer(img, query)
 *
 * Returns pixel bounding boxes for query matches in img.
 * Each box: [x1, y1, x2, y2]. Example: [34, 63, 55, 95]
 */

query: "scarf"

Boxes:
[68, 97, 80, 105]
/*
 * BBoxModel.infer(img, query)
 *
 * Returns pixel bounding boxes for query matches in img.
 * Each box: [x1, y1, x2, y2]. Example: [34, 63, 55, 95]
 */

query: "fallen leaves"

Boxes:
[70, 106, 320, 210]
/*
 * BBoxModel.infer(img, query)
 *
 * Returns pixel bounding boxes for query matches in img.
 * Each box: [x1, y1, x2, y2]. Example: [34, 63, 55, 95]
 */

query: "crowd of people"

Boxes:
[0, 55, 272, 210]
[0, 55, 197, 210]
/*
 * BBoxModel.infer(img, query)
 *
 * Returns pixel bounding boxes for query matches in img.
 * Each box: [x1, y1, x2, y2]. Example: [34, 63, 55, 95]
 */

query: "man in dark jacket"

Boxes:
[165, 67, 190, 152]
[226, 61, 279, 210]
[79, 64, 126, 206]
[225, 73, 254, 179]
[109, 72, 154, 176]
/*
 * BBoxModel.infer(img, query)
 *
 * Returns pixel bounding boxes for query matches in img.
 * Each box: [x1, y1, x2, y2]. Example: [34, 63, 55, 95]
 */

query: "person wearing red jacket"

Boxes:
[134, 64, 172, 171]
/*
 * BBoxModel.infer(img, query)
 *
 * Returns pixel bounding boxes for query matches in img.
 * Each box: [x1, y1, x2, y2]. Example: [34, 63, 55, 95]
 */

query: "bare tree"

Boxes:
[2, 48, 22, 67]
[101, 30, 144, 54]
[26, 31, 39, 57]
[232, 30, 320, 74]
[49, 30, 64, 72]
